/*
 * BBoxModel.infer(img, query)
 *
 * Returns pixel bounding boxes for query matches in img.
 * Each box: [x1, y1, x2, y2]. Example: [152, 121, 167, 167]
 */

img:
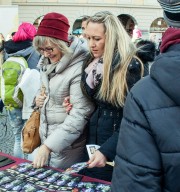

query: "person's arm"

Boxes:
[44, 74, 95, 154]
[111, 91, 162, 191]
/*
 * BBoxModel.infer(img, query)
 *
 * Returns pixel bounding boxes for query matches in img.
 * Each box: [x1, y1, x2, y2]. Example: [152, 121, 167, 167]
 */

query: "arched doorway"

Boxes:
[149, 17, 168, 43]
[117, 14, 137, 36]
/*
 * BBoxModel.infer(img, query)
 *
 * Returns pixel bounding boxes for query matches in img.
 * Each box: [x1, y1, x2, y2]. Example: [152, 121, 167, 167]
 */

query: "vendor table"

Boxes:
[0, 152, 111, 191]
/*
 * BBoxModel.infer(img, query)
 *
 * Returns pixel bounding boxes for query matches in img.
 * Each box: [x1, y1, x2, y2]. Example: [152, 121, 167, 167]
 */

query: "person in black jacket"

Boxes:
[136, 39, 156, 76]
[111, 0, 180, 191]
[63, 11, 144, 181]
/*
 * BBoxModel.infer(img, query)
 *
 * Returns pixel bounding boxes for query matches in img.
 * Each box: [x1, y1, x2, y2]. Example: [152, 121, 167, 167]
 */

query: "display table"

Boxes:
[0, 152, 111, 191]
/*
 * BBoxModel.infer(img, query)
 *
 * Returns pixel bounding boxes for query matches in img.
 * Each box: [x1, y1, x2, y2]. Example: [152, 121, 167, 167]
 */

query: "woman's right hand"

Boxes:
[35, 94, 47, 108]
[87, 150, 107, 168]
[33, 144, 51, 168]
[62, 96, 73, 114]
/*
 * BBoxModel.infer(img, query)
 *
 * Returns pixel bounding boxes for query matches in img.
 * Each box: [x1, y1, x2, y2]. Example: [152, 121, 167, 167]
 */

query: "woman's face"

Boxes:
[86, 22, 105, 58]
[38, 41, 62, 64]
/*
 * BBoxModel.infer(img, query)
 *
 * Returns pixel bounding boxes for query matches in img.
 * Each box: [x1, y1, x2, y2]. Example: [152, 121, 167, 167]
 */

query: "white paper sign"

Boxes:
[86, 144, 115, 166]
[19, 68, 40, 107]
[86, 144, 100, 159]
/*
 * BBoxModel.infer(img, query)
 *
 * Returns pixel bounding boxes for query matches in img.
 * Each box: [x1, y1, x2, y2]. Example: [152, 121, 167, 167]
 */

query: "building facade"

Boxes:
[1, 0, 166, 40]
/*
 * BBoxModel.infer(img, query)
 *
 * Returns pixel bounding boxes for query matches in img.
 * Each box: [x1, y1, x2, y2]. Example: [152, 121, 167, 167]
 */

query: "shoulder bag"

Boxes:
[22, 85, 46, 154]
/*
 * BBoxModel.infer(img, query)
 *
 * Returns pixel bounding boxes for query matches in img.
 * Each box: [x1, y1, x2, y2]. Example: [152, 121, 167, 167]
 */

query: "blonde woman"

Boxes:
[64, 11, 144, 181]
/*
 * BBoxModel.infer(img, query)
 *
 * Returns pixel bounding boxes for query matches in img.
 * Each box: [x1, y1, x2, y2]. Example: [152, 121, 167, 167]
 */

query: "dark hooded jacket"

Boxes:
[136, 39, 156, 76]
[111, 41, 180, 191]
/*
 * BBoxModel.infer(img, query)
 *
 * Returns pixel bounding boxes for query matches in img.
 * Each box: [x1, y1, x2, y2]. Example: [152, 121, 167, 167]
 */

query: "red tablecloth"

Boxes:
[0, 152, 111, 184]
[0, 152, 29, 170]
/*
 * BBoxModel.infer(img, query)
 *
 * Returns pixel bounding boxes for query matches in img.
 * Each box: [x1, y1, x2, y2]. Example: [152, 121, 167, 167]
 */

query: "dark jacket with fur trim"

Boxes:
[136, 39, 156, 76]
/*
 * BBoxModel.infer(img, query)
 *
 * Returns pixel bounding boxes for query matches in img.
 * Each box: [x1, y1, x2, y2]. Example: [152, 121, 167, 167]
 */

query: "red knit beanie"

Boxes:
[13, 22, 36, 42]
[36, 12, 70, 42]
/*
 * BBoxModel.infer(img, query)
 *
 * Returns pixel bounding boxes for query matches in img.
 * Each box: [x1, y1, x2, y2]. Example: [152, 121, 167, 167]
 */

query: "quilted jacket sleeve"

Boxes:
[44, 72, 95, 153]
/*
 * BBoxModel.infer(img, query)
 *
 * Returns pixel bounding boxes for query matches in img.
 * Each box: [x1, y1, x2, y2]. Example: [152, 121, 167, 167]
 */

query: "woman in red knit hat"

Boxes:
[32, 12, 94, 170]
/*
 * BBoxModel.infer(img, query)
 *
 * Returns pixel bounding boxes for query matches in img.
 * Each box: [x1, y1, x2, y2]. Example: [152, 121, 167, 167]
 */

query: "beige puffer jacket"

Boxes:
[38, 36, 94, 169]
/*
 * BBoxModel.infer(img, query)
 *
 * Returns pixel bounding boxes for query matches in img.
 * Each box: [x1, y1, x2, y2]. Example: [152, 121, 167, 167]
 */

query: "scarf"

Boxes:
[40, 56, 58, 79]
[160, 27, 180, 53]
[85, 57, 103, 89]
[4, 39, 32, 54]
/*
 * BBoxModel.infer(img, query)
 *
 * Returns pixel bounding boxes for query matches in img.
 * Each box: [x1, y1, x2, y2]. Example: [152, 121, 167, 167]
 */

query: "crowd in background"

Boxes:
[0, 0, 180, 191]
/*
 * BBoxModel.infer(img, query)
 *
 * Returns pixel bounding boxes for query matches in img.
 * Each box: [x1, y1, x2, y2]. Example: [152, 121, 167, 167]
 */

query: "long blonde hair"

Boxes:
[87, 11, 143, 107]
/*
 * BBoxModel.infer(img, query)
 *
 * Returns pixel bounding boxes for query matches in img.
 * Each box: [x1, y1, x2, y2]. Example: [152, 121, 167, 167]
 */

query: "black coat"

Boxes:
[80, 53, 142, 181]
[81, 53, 142, 161]
[111, 44, 180, 191]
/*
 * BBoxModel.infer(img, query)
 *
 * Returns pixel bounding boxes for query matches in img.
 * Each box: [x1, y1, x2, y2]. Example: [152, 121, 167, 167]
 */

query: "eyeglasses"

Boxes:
[37, 47, 55, 54]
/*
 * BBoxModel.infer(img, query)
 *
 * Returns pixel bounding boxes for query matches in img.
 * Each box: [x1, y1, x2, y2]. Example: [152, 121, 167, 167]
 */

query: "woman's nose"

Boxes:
[89, 39, 95, 48]
[43, 51, 50, 57]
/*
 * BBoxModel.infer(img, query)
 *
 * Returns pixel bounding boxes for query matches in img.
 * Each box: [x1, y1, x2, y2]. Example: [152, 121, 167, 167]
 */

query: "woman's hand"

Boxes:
[62, 96, 73, 114]
[87, 150, 107, 168]
[35, 94, 47, 108]
[33, 145, 51, 168]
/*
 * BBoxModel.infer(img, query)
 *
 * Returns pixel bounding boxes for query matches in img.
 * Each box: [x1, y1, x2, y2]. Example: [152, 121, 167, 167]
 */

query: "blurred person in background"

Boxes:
[136, 39, 156, 76]
[132, 26, 156, 76]
[0, 33, 5, 65]
[81, 15, 90, 38]
[3, 22, 40, 158]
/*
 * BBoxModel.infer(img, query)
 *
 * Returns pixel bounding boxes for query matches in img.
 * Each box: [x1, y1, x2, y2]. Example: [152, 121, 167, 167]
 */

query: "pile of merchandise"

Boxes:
[0, 162, 111, 192]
